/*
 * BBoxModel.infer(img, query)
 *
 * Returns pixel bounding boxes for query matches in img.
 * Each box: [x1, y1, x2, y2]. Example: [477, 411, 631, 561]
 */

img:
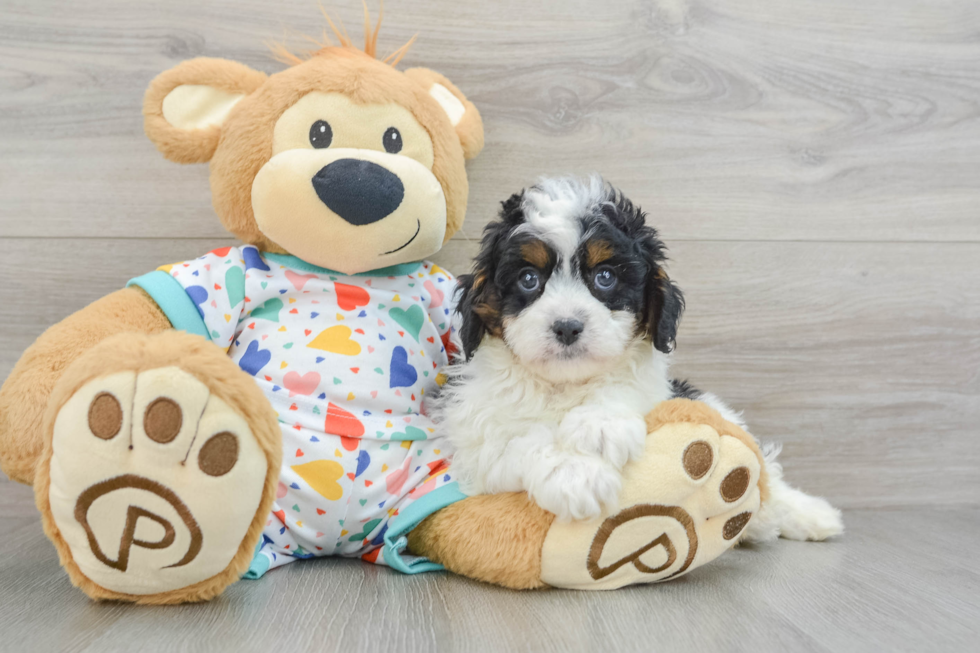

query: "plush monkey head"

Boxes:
[143, 19, 483, 275]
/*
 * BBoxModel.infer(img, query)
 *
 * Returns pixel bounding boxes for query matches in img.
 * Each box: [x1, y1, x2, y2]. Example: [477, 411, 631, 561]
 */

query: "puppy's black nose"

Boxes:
[551, 319, 584, 346]
[311, 159, 405, 226]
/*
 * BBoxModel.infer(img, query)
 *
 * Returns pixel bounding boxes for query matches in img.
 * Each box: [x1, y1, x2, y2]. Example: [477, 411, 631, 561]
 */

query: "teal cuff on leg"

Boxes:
[383, 482, 468, 575]
[244, 543, 271, 580]
[127, 270, 211, 340]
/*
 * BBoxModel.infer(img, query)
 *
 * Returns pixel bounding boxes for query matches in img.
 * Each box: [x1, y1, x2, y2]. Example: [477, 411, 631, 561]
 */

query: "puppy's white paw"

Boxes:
[777, 493, 844, 541]
[527, 453, 621, 522]
[558, 407, 646, 469]
[739, 505, 781, 544]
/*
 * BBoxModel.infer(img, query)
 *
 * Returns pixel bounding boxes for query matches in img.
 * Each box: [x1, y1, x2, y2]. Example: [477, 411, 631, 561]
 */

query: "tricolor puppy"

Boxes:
[437, 177, 843, 542]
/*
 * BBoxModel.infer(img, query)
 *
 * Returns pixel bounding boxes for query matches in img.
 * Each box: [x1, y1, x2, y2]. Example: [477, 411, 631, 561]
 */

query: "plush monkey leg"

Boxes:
[408, 492, 555, 589]
[0, 288, 170, 484]
[410, 400, 770, 590]
[33, 330, 281, 604]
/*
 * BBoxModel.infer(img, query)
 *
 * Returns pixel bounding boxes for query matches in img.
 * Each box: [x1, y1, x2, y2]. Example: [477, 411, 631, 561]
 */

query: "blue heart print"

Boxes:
[243, 247, 270, 271]
[369, 523, 389, 546]
[355, 450, 371, 478]
[185, 285, 208, 318]
[238, 340, 271, 376]
[389, 346, 418, 388]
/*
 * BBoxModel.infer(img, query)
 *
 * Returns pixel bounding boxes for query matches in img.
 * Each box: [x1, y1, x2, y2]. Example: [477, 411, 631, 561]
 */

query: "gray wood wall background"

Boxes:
[1, 0, 978, 510]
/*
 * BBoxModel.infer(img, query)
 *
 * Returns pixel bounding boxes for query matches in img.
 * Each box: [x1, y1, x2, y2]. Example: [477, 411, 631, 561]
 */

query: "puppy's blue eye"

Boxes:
[518, 269, 540, 292]
[309, 120, 332, 148]
[594, 267, 618, 291]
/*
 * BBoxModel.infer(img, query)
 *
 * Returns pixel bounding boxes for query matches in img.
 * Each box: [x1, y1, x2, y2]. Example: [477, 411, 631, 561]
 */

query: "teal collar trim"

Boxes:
[262, 252, 421, 278]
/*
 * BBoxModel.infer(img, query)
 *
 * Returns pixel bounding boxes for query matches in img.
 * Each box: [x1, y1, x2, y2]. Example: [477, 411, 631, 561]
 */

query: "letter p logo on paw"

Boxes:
[46, 366, 270, 597]
[74, 474, 203, 572]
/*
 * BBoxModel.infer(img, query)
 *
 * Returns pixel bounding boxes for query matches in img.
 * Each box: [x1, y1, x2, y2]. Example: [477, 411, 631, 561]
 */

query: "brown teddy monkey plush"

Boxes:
[0, 14, 767, 603]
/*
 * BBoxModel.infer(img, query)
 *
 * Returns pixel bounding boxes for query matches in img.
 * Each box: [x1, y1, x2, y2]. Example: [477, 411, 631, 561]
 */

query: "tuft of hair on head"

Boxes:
[527, 174, 607, 208]
[267, 1, 417, 68]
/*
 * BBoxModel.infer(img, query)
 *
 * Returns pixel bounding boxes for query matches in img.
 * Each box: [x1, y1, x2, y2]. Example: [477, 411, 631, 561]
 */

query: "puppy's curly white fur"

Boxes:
[436, 176, 843, 539]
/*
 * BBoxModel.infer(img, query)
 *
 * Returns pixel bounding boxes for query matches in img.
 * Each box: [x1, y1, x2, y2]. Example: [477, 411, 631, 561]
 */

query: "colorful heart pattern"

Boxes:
[335, 282, 370, 311]
[157, 245, 458, 572]
[388, 305, 425, 342]
[225, 267, 246, 307]
[285, 269, 318, 291]
[251, 297, 283, 322]
[238, 340, 271, 376]
[325, 402, 365, 438]
[388, 347, 418, 388]
[283, 371, 321, 397]
[307, 326, 361, 356]
[423, 279, 444, 308]
[291, 460, 344, 501]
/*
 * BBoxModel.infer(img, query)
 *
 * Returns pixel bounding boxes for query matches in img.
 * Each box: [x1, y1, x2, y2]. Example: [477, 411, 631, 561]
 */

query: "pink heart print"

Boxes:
[408, 474, 437, 500]
[282, 371, 321, 397]
[423, 280, 444, 308]
[385, 456, 413, 495]
[285, 269, 318, 291]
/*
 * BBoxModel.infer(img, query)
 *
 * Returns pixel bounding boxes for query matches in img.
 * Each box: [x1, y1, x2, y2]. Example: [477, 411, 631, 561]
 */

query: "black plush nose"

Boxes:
[311, 159, 405, 226]
[551, 319, 584, 346]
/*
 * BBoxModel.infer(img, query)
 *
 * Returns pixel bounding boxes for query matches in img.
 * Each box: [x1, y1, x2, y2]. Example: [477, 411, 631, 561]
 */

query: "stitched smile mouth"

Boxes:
[382, 219, 421, 255]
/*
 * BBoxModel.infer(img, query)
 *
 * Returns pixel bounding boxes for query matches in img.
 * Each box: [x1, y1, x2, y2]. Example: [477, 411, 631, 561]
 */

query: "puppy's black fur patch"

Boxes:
[456, 191, 558, 358]
[456, 182, 685, 358]
[669, 378, 701, 400]
[588, 188, 684, 353]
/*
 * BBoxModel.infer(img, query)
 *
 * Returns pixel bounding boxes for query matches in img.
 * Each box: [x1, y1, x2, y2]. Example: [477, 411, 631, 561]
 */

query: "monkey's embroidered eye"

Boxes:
[518, 268, 540, 293]
[383, 127, 403, 154]
[309, 120, 333, 148]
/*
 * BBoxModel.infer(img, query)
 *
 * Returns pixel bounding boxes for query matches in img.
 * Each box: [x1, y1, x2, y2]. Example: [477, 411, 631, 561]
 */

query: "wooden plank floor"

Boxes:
[1, 480, 977, 652]
[2, 0, 980, 510]
[1, 0, 979, 650]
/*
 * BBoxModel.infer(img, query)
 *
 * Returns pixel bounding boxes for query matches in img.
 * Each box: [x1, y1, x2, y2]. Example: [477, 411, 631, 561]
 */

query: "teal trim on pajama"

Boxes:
[127, 270, 211, 340]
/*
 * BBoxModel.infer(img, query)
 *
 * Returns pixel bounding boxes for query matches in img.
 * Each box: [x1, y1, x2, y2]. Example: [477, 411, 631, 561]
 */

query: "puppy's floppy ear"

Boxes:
[455, 270, 497, 360]
[144, 58, 267, 164]
[645, 266, 685, 354]
[404, 68, 484, 160]
[603, 187, 686, 353]
[454, 192, 524, 358]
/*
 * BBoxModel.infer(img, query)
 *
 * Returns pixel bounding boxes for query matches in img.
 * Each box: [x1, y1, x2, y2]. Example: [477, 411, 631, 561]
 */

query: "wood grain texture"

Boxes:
[0, 493, 976, 652]
[2, 238, 977, 508]
[2, 0, 980, 646]
[1, 0, 979, 242]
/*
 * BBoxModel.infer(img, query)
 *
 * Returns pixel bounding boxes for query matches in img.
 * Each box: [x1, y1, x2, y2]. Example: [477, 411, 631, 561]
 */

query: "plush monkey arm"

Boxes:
[406, 400, 770, 591]
[0, 288, 171, 484]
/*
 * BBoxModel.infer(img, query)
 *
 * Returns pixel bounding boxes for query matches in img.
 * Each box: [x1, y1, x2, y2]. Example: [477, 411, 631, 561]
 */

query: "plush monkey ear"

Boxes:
[143, 58, 267, 164]
[404, 68, 484, 160]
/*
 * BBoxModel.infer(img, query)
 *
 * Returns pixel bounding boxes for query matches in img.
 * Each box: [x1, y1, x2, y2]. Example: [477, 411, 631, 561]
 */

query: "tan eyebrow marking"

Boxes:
[586, 239, 614, 268]
[521, 240, 551, 269]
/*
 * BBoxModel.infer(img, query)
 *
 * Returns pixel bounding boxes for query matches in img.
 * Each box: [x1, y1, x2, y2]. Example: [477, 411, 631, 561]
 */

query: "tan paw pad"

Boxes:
[47, 366, 268, 596]
[540, 420, 762, 590]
